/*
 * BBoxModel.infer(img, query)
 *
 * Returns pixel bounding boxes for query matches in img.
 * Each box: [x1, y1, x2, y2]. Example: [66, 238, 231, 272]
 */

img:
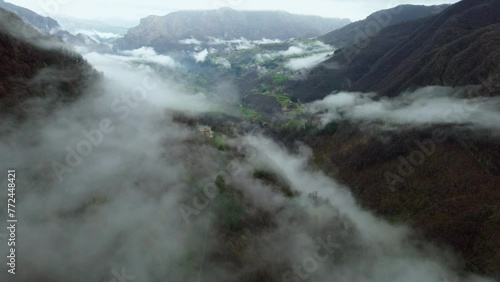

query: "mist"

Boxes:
[285, 52, 333, 71]
[0, 47, 497, 282]
[0, 51, 218, 281]
[305, 86, 500, 131]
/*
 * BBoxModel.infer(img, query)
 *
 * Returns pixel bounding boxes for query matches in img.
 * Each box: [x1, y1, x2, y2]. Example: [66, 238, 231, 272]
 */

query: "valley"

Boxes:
[0, 1, 499, 282]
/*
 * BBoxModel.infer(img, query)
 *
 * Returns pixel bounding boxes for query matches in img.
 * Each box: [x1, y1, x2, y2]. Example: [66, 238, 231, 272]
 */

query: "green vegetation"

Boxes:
[271, 73, 288, 84]
[283, 118, 306, 129]
[214, 175, 244, 231]
[239, 104, 260, 120]
[211, 133, 226, 151]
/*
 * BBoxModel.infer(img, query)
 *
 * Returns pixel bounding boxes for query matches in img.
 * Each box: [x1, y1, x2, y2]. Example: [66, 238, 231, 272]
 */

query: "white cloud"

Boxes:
[306, 86, 500, 131]
[74, 29, 121, 40]
[120, 47, 178, 67]
[285, 52, 332, 70]
[253, 38, 283, 45]
[193, 49, 209, 62]
[279, 46, 305, 56]
[179, 37, 202, 45]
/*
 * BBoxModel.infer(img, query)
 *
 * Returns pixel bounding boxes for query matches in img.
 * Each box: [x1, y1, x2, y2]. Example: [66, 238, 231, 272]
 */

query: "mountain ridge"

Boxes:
[0, 8, 98, 116]
[288, 0, 500, 101]
[320, 4, 450, 48]
[0, 0, 60, 33]
[115, 8, 350, 52]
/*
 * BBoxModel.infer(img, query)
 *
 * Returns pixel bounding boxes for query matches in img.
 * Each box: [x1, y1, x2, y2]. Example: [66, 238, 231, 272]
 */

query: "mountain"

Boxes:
[320, 4, 450, 48]
[263, 0, 500, 276]
[0, 0, 60, 33]
[115, 8, 350, 52]
[0, 8, 97, 116]
[289, 0, 500, 102]
[1, 1, 499, 281]
[54, 29, 113, 53]
[0, 1, 112, 52]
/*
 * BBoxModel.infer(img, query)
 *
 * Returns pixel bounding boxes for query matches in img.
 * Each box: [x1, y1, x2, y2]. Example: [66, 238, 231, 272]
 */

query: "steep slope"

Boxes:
[115, 8, 350, 52]
[0, 8, 97, 117]
[289, 0, 500, 102]
[320, 4, 449, 48]
[0, 1, 112, 52]
[353, 0, 500, 96]
[0, 0, 60, 32]
[269, 0, 500, 277]
[292, 122, 500, 278]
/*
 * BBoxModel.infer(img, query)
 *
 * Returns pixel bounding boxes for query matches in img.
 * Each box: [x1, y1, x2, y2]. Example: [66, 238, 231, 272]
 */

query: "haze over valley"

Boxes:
[0, 1, 499, 282]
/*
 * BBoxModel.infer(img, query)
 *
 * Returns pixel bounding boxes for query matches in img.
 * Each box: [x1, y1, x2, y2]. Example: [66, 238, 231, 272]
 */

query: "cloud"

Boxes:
[285, 52, 332, 70]
[74, 29, 121, 40]
[305, 86, 500, 131]
[0, 49, 219, 281]
[120, 47, 178, 67]
[227, 134, 497, 282]
[279, 46, 305, 56]
[0, 30, 495, 282]
[193, 48, 210, 62]
[253, 38, 283, 45]
[179, 37, 202, 45]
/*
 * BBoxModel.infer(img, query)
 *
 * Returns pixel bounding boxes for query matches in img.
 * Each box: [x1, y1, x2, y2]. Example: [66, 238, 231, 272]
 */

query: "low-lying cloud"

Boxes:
[306, 86, 500, 131]
[193, 48, 210, 62]
[120, 47, 178, 67]
[285, 52, 332, 70]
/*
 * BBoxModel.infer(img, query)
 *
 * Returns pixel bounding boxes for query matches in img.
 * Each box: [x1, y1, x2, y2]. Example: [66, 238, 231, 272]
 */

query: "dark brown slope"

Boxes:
[354, 0, 500, 96]
[289, 0, 500, 102]
[0, 0, 60, 32]
[320, 4, 449, 48]
[304, 123, 500, 278]
[268, 111, 500, 278]
[0, 8, 97, 117]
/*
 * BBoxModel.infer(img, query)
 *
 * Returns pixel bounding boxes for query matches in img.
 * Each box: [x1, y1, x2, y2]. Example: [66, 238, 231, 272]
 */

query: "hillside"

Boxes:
[1, 1, 499, 281]
[0, 8, 98, 117]
[115, 8, 350, 52]
[289, 0, 500, 102]
[265, 119, 500, 278]
[320, 4, 449, 48]
[0, 0, 60, 32]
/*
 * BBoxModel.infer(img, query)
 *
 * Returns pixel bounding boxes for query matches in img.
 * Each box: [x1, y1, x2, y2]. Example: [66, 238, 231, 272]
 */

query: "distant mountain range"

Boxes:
[115, 8, 350, 52]
[289, 0, 500, 102]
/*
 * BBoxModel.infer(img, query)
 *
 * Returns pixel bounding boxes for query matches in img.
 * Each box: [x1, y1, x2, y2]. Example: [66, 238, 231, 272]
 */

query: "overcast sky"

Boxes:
[12, 0, 459, 26]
